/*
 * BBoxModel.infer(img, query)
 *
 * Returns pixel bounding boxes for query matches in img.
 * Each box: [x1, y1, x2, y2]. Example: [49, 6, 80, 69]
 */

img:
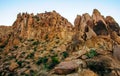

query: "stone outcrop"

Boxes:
[0, 9, 120, 76]
[74, 9, 120, 41]
[13, 11, 73, 40]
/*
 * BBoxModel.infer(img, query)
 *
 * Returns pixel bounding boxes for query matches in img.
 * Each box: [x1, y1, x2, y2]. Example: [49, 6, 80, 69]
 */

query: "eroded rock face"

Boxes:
[74, 9, 120, 41]
[13, 11, 73, 40]
[106, 16, 120, 36]
[0, 9, 120, 76]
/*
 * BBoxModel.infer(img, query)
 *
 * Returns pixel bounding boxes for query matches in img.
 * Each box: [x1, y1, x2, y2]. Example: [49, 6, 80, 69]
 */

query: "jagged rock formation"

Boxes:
[0, 9, 120, 76]
[74, 9, 120, 40]
[13, 11, 73, 40]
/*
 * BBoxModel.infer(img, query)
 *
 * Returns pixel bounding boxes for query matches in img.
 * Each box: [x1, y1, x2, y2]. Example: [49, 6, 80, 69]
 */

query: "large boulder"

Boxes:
[54, 60, 83, 75]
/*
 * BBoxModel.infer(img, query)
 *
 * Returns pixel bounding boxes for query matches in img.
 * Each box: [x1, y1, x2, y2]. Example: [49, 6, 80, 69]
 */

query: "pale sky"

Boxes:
[0, 0, 120, 25]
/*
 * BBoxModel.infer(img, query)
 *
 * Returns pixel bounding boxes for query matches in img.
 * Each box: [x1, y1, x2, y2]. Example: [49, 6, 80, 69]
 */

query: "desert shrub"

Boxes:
[16, 59, 23, 67]
[51, 56, 59, 64]
[62, 51, 69, 58]
[36, 58, 42, 65]
[13, 45, 18, 49]
[36, 57, 48, 65]
[46, 56, 59, 70]
[32, 41, 40, 45]
[36, 54, 59, 70]
[86, 49, 98, 58]
[27, 52, 34, 58]
[34, 47, 37, 51]
[42, 57, 48, 64]
[17, 61, 23, 67]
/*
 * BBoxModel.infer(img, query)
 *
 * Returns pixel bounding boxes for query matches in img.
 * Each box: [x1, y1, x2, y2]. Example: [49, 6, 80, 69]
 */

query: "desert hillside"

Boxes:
[0, 9, 120, 76]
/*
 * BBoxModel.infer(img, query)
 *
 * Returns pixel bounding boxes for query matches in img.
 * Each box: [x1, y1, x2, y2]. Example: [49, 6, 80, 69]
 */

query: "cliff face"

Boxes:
[74, 9, 120, 39]
[13, 11, 73, 40]
[0, 9, 120, 76]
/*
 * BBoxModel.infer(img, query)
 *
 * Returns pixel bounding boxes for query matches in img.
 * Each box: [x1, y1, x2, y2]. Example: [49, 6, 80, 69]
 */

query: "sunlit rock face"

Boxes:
[74, 9, 120, 41]
[0, 9, 120, 76]
[13, 11, 73, 40]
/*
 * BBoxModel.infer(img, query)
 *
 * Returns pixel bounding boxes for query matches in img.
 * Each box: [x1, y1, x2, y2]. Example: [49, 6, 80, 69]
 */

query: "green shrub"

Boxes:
[34, 47, 37, 51]
[86, 49, 97, 58]
[32, 41, 40, 45]
[62, 51, 69, 58]
[17, 61, 23, 67]
[16, 59, 23, 67]
[47, 56, 59, 69]
[36, 55, 59, 70]
[42, 57, 48, 64]
[13, 45, 18, 49]
[36, 57, 48, 65]
[51, 56, 59, 64]
[27, 52, 34, 58]
[36, 58, 42, 65]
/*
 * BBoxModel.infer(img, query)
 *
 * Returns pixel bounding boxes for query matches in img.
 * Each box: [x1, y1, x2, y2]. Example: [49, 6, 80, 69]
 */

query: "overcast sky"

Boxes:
[0, 0, 120, 25]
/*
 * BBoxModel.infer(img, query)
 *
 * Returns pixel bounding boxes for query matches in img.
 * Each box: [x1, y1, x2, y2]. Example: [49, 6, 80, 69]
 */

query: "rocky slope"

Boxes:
[0, 9, 120, 76]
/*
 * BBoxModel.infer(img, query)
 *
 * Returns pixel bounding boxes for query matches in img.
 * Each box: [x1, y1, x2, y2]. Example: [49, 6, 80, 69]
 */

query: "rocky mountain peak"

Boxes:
[0, 9, 120, 76]
[12, 11, 73, 40]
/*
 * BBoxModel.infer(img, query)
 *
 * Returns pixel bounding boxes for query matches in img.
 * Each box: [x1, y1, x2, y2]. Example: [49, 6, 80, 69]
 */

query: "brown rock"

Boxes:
[79, 69, 98, 76]
[54, 60, 80, 75]
[113, 44, 120, 61]
[111, 31, 120, 44]
[9, 61, 19, 71]
[92, 9, 106, 26]
[0, 9, 120, 76]
[85, 36, 113, 51]
[106, 16, 120, 35]
[81, 55, 88, 60]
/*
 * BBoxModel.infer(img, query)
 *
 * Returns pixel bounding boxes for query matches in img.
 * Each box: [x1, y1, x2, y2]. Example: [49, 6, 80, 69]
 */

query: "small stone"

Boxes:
[81, 55, 88, 60]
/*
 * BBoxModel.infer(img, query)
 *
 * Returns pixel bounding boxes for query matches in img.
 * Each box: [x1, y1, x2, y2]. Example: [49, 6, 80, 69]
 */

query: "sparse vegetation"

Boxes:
[13, 45, 18, 49]
[47, 56, 59, 69]
[15, 59, 23, 68]
[17, 60, 23, 67]
[36, 57, 48, 65]
[0, 9, 120, 76]
[36, 54, 59, 70]
[62, 51, 69, 58]
[86, 49, 98, 58]
[32, 40, 40, 45]
[27, 52, 34, 58]
[34, 47, 37, 51]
